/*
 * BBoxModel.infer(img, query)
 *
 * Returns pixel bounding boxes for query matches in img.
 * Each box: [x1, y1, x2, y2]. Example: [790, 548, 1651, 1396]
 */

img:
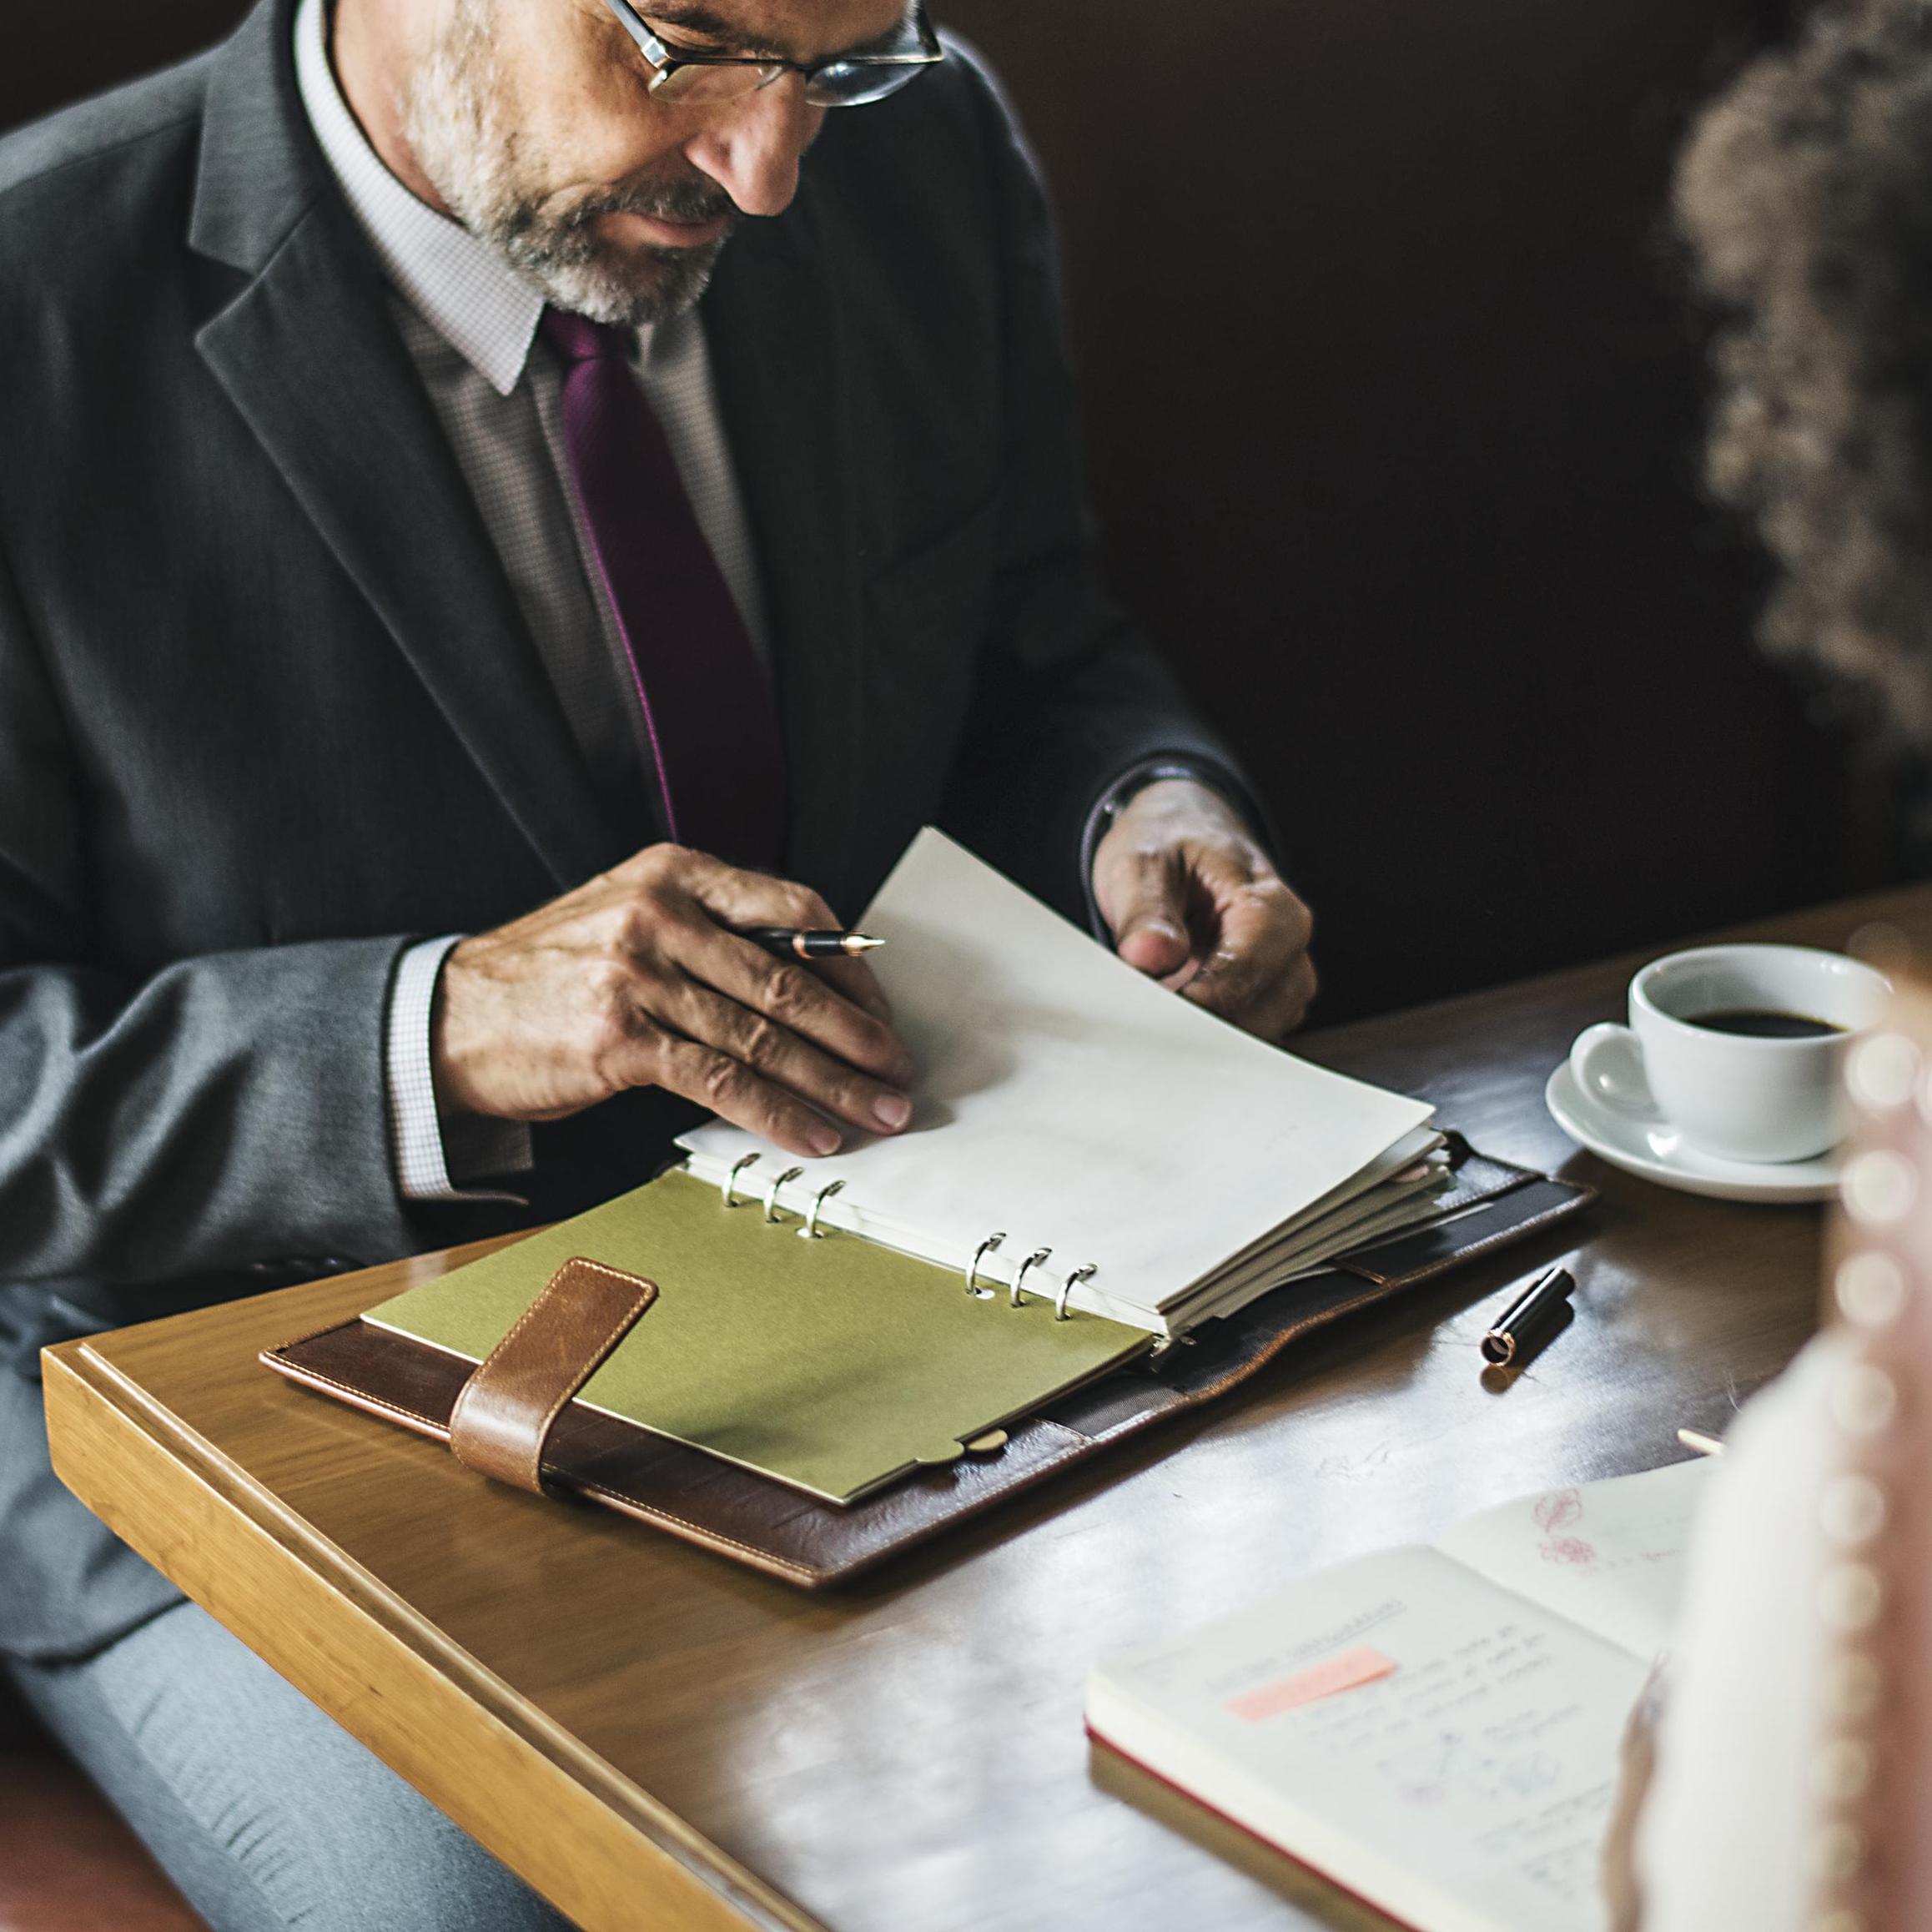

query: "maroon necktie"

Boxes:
[543, 308, 786, 870]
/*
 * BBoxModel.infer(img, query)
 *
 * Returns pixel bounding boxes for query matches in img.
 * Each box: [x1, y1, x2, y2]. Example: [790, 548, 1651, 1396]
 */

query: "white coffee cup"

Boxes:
[1568, 943, 1889, 1164]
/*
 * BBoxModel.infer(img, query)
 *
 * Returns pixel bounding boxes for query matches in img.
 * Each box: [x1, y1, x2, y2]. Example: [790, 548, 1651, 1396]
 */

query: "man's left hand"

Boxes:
[1092, 779, 1316, 1040]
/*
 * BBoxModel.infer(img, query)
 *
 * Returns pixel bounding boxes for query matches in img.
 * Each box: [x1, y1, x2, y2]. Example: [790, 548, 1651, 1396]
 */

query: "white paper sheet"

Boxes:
[681, 829, 1432, 1327]
[1434, 1457, 1713, 1661]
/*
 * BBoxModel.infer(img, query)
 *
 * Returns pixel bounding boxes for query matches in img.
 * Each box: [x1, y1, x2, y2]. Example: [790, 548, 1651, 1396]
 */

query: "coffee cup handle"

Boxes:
[1569, 1023, 1655, 1118]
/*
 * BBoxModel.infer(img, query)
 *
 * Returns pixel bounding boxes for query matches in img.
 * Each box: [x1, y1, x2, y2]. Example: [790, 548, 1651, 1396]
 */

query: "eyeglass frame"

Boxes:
[600, 0, 945, 103]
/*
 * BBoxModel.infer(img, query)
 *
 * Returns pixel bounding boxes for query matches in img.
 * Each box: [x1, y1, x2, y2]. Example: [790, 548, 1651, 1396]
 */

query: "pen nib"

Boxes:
[843, 933, 885, 954]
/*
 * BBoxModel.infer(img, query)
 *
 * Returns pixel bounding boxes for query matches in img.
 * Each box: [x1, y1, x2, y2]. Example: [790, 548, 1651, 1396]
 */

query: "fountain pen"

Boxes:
[738, 927, 885, 961]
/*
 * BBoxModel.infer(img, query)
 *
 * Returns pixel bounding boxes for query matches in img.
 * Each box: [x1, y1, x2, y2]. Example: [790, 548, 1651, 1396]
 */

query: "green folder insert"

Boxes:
[365, 1169, 1150, 1505]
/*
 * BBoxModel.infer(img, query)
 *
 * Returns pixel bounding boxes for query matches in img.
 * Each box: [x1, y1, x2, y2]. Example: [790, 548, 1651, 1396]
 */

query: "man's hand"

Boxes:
[1093, 779, 1316, 1039]
[432, 844, 915, 1159]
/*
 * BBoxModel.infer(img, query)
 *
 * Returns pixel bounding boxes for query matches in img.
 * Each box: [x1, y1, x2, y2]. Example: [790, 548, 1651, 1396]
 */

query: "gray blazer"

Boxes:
[0, 0, 1244, 1656]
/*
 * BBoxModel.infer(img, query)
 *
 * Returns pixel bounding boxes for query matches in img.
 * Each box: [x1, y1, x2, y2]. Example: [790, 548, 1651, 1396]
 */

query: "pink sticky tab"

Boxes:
[1225, 1645, 1399, 1723]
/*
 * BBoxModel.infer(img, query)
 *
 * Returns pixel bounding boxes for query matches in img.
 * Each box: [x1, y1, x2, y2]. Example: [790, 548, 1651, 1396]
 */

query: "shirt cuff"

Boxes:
[385, 936, 532, 1203]
[1079, 757, 1262, 941]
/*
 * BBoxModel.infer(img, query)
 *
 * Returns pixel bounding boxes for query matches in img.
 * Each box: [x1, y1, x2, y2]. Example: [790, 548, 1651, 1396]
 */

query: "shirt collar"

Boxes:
[294, 0, 542, 396]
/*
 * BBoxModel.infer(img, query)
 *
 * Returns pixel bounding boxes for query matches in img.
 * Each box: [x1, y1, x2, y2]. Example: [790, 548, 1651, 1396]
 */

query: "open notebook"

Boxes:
[361, 831, 1448, 1505]
[1085, 1457, 1712, 1932]
[679, 828, 1441, 1334]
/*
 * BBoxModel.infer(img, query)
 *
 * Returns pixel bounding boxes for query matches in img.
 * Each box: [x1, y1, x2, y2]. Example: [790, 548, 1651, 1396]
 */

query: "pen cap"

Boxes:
[1480, 1265, 1574, 1366]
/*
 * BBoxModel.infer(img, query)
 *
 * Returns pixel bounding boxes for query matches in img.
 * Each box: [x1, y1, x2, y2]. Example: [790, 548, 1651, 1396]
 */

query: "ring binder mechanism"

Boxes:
[1011, 1248, 1052, 1308]
[1055, 1264, 1097, 1321]
[968, 1231, 1005, 1298]
[799, 1179, 845, 1240]
[763, 1165, 805, 1222]
[704, 1156, 1107, 1319]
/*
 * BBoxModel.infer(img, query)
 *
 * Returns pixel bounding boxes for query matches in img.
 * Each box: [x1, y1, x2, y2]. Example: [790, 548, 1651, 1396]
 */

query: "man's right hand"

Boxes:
[431, 844, 915, 1159]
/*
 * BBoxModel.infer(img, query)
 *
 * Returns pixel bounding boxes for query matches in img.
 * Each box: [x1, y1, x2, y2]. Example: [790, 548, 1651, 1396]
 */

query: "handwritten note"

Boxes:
[1090, 1465, 1718, 1931]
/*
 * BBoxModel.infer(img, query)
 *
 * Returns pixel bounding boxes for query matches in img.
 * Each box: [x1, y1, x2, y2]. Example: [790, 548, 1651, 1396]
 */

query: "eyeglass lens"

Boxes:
[649, 53, 932, 108]
[650, 61, 783, 103]
[804, 62, 927, 106]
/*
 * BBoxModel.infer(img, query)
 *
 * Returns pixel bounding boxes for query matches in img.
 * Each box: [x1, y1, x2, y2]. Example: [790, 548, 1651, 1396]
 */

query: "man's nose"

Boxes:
[685, 75, 819, 219]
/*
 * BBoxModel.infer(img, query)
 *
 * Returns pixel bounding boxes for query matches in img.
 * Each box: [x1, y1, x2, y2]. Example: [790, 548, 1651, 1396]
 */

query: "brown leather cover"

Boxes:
[447, 1256, 657, 1492]
[262, 1149, 1592, 1587]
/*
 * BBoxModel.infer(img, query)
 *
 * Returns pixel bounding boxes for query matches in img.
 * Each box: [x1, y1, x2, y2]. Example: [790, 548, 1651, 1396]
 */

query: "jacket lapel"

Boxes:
[704, 191, 868, 908]
[187, 0, 609, 893]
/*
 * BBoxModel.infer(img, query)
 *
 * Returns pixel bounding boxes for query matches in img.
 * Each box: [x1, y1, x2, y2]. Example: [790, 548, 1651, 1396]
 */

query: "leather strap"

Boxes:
[447, 1256, 658, 1492]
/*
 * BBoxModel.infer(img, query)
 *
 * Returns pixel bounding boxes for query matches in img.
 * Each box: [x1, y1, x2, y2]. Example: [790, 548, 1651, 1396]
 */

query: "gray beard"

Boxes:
[400, 0, 735, 329]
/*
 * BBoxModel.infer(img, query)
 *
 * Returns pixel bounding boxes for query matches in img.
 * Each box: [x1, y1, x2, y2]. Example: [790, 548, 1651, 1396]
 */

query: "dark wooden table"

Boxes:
[47, 888, 1931, 1932]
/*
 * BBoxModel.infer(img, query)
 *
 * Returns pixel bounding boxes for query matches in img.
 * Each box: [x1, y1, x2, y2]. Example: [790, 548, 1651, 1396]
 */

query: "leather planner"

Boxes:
[262, 1139, 1592, 1587]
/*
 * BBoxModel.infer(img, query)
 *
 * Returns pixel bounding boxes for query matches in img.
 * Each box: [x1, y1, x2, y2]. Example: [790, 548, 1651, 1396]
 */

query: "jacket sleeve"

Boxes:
[933, 45, 1261, 918]
[0, 545, 420, 1286]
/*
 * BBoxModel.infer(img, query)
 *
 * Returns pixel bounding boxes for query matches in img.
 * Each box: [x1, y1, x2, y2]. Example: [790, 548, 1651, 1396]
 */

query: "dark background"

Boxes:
[3, 0, 1854, 1022]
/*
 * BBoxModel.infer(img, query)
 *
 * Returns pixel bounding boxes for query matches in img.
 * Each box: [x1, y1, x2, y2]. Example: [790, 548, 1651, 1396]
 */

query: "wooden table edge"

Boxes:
[41, 1336, 826, 1932]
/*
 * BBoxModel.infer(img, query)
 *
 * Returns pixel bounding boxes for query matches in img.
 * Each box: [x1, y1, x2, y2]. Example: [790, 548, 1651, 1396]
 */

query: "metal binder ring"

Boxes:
[1011, 1248, 1053, 1309]
[967, 1231, 1006, 1298]
[1054, 1264, 1097, 1321]
[722, 1152, 761, 1209]
[798, 1178, 846, 1240]
[762, 1165, 805, 1222]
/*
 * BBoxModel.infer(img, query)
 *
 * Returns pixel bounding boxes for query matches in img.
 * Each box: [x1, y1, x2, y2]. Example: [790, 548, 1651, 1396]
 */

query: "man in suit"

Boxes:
[0, 0, 1316, 1919]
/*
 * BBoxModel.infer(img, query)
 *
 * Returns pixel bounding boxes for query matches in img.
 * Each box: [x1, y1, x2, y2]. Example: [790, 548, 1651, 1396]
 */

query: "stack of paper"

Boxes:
[681, 830, 1440, 1336]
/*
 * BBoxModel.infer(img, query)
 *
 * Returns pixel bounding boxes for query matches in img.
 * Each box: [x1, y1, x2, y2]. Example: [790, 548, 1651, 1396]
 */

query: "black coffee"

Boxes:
[1689, 1008, 1845, 1039]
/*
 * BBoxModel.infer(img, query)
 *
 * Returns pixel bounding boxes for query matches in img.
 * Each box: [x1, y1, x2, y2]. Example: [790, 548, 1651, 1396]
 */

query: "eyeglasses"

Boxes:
[601, 0, 945, 108]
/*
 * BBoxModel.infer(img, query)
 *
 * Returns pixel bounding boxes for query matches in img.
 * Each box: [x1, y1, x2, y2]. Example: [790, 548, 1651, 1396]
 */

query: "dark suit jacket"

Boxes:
[0, 0, 1243, 1656]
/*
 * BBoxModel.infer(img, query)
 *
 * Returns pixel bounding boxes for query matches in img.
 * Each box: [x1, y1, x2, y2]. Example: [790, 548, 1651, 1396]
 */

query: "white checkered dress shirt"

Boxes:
[295, 0, 767, 1200]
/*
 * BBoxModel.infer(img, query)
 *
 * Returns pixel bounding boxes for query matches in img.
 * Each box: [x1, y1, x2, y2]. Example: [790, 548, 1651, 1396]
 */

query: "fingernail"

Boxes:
[873, 1092, 913, 1130]
[809, 1122, 842, 1155]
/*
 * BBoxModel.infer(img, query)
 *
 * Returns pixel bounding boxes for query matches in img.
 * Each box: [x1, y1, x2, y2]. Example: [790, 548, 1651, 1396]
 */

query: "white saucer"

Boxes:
[1544, 1059, 1840, 1203]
